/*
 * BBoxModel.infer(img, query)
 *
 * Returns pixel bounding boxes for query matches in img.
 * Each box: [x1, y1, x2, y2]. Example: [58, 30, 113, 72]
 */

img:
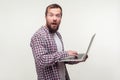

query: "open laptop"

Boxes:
[59, 33, 96, 62]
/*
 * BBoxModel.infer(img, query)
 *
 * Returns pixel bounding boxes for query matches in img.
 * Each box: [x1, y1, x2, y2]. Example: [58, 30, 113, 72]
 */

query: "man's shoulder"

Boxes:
[31, 26, 47, 39]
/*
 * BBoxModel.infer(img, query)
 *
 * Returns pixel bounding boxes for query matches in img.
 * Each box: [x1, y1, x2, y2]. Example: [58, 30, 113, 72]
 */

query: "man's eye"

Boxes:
[56, 14, 61, 18]
[47, 14, 61, 18]
[48, 14, 53, 17]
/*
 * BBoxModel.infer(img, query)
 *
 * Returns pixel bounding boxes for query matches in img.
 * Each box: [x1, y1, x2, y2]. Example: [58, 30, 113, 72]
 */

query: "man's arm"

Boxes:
[30, 36, 69, 68]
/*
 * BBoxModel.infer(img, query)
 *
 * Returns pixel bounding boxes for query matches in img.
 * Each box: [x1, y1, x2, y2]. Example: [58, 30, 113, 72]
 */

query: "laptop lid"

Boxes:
[85, 33, 96, 55]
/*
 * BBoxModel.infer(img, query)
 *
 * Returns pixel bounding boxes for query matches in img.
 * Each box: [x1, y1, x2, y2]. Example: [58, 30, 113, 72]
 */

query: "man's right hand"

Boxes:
[67, 50, 78, 56]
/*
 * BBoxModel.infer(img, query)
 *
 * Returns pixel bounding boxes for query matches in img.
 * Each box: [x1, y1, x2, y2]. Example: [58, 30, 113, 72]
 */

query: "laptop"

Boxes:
[59, 33, 96, 62]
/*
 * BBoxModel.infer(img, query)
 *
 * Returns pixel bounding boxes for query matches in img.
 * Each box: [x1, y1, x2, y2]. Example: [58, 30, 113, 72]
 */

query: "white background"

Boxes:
[0, 0, 120, 80]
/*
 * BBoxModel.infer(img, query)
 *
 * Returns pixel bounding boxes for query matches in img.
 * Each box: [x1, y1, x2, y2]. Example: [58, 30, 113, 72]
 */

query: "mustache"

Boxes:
[51, 22, 57, 25]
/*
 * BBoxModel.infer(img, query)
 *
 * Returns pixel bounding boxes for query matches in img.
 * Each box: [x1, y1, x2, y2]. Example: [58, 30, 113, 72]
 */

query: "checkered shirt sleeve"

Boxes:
[30, 34, 68, 68]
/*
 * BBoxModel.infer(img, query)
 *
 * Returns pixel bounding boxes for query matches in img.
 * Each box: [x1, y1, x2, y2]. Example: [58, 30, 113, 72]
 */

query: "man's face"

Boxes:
[46, 8, 62, 33]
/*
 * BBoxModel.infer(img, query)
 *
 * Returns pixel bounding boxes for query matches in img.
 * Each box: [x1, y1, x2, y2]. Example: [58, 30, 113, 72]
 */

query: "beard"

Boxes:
[47, 23, 59, 33]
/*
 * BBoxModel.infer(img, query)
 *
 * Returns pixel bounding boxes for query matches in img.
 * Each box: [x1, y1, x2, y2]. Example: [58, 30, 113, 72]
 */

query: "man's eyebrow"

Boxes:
[48, 12, 60, 15]
[48, 12, 53, 14]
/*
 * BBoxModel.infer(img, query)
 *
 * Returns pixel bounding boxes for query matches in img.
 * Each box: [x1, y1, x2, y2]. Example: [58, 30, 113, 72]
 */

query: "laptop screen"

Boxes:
[86, 33, 96, 54]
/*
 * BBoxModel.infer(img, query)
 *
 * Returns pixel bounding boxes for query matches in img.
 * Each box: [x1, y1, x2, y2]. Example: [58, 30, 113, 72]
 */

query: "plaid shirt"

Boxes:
[30, 26, 70, 80]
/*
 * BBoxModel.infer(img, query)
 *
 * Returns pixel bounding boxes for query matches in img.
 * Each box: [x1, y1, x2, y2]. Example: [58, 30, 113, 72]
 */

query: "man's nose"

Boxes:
[53, 16, 57, 21]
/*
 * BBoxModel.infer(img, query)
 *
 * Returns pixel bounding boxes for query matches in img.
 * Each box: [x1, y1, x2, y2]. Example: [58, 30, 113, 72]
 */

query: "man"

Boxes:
[30, 4, 87, 80]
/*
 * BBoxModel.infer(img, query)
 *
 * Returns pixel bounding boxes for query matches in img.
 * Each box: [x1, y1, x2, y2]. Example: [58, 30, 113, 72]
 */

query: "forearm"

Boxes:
[30, 35, 69, 68]
[33, 50, 68, 68]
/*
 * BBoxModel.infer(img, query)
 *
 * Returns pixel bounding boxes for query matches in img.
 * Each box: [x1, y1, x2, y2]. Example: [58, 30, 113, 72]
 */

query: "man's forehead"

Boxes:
[48, 8, 61, 13]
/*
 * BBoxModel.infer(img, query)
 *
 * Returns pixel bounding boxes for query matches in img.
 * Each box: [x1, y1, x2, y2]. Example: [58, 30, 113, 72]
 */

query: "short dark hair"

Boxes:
[45, 4, 62, 16]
